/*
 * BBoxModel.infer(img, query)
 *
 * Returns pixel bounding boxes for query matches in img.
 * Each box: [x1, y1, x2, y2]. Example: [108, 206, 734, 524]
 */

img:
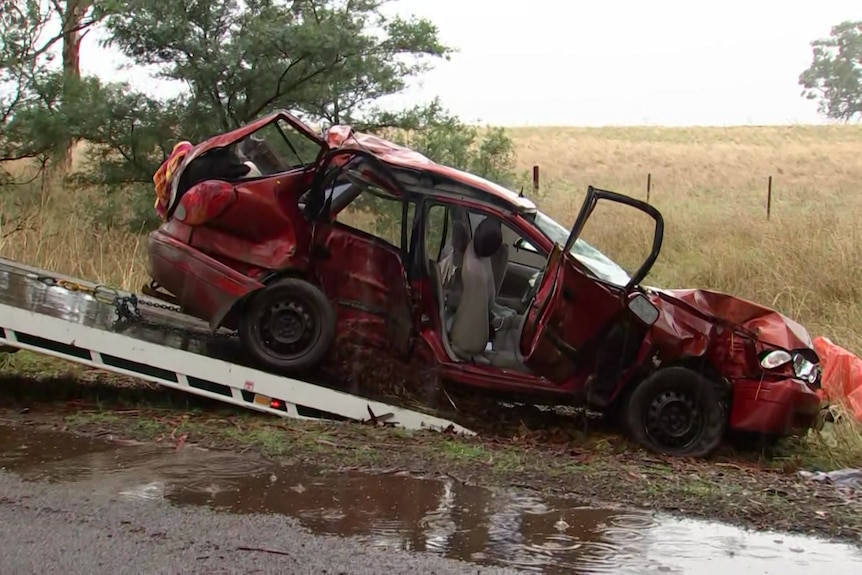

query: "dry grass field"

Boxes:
[1, 124, 861, 458]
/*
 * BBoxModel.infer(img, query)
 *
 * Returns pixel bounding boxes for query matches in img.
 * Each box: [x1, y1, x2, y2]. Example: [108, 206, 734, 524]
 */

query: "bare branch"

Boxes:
[1, 211, 38, 240]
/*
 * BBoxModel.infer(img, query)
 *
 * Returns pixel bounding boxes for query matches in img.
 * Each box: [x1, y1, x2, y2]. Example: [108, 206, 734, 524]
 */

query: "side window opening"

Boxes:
[462, 209, 546, 269]
[425, 204, 450, 263]
[335, 176, 416, 252]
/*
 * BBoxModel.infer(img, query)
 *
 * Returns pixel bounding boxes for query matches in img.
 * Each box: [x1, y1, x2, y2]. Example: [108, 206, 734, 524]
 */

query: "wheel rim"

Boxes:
[644, 389, 705, 451]
[255, 294, 319, 360]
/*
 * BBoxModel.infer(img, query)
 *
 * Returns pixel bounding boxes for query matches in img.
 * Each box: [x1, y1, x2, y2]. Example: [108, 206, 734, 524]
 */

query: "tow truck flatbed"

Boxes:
[0, 257, 472, 435]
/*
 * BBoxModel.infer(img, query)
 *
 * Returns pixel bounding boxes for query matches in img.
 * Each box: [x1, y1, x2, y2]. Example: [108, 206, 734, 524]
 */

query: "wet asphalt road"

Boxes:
[0, 472, 522, 575]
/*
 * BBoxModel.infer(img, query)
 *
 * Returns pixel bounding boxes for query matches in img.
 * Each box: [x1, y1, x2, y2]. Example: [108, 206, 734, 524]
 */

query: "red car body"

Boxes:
[147, 110, 823, 454]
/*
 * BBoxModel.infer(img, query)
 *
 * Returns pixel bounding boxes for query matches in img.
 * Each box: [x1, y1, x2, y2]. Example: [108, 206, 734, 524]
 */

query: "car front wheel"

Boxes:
[239, 277, 337, 373]
[624, 366, 727, 458]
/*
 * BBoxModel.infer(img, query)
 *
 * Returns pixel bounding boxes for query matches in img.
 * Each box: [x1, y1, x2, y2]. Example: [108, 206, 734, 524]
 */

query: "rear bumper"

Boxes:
[148, 228, 263, 330]
[729, 377, 822, 436]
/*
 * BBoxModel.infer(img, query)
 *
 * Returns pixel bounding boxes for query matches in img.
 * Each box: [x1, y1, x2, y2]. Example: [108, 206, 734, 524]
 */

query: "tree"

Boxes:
[799, 20, 862, 122]
[53, 0, 99, 172]
[101, 0, 452, 131]
[0, 0, 103, 178]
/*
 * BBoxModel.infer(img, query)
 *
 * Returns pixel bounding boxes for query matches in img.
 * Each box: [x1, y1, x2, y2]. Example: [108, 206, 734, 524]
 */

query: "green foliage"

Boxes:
[1, 0, 521, 237]
[1, 1, 56, 163]
[1, 1, 104, 157]
[100, 0, 452, 130]
[799, 20, 862, 122]
[380, 98, 521, 187]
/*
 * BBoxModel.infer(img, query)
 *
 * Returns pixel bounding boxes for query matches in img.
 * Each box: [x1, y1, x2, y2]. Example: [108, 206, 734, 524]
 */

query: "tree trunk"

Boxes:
[52, 0, 92, 177]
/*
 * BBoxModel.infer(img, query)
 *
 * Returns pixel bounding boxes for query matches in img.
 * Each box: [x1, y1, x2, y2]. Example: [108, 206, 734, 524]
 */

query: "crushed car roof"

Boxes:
[324, 125, 537, 213]
[323, 124, 534, 212]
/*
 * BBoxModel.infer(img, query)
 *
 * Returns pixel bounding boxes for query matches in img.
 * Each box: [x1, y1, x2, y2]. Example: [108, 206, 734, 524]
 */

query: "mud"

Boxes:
[1, 423, 860, 574]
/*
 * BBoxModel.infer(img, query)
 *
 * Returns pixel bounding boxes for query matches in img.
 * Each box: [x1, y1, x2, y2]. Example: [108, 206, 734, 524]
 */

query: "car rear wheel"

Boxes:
[239, 278, 337, 373]
[624, 366, 726, 458]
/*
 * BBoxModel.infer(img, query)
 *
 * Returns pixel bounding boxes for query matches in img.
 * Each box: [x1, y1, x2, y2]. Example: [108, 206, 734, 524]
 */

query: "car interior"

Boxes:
[425, 204, 545, 372]
[308, 158, 548, 372]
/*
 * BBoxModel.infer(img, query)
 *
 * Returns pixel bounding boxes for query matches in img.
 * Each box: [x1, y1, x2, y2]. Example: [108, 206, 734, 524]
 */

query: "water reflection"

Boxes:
[0, 425, 859, 574]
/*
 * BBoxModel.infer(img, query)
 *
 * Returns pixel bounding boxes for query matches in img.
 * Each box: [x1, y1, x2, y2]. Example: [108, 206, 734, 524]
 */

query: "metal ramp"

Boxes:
[0, 257, 473, 435]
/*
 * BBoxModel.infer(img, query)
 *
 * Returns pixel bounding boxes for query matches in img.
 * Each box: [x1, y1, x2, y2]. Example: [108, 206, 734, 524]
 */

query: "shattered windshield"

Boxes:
[532, 211, 632, 287]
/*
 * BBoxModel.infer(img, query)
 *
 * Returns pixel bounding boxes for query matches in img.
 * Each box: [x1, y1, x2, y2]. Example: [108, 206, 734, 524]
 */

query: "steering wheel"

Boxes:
[521, 270, 545, 308]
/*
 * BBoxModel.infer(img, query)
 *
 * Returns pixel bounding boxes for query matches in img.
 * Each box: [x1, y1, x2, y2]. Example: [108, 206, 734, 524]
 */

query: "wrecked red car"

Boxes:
[146, 110, 824, 458]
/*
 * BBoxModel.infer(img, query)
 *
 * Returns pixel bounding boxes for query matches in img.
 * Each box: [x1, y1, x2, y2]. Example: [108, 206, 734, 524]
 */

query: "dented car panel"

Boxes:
[312, 223, 415, 359]
[148, 225, 264, 332]
[730, 377, 821, 435]
[643, 287, 823, 434]
[519, 244, 629, 384]
[146, 108, 825, 451]
[652, 288, 816, 353]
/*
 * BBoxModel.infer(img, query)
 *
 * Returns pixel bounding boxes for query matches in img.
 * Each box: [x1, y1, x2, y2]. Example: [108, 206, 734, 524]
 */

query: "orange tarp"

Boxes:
[814, 336, 862, 422]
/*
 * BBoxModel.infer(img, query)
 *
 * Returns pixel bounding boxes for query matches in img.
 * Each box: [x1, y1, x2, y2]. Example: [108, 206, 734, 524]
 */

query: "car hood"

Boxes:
[647, 287, 816, 354]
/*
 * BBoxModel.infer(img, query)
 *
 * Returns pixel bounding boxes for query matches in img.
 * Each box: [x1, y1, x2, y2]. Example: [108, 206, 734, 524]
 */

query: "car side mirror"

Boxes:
[627, 292, 659, 326]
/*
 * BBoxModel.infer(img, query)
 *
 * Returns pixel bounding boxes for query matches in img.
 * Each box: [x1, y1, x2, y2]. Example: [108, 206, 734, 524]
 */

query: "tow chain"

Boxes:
[112, 292, 238, 340]
[33, 274, 237, 341]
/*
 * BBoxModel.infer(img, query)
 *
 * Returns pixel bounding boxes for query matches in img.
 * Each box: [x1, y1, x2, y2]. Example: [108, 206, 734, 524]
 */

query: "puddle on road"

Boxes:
[0, 425, 860, 574]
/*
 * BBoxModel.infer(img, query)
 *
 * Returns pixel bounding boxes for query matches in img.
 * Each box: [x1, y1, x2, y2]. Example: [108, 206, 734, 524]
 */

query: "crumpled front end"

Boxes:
[647, 287, 823, 436]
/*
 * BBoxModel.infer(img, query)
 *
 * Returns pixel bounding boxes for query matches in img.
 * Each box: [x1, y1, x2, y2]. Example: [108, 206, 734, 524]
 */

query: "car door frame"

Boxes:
[304, 148, 422, 360]
[564, 186, 664, 290]
[519, 185, 664, 384]
[412, 195, 552, 363]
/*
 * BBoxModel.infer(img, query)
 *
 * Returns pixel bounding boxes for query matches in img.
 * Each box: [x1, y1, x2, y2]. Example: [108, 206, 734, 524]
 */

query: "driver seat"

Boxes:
[449, 218, 528, 371]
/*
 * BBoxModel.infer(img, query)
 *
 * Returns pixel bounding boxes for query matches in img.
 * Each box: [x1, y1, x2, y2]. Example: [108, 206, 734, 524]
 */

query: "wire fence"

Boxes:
[529, 165, 777, 220]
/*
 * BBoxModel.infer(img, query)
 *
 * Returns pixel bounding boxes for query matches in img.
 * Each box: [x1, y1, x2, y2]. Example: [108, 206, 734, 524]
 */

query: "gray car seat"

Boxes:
[449, 217, 530, 371]
[442, 218, 470, 315]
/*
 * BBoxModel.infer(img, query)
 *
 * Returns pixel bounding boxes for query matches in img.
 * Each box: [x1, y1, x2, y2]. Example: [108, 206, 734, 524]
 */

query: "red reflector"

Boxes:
[270, 399, 282, 409]
[175, 180, 236, 225]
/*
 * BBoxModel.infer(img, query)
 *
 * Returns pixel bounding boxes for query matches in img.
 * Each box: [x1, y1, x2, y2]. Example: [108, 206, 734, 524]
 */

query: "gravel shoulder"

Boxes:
[0, 471, 521, 575]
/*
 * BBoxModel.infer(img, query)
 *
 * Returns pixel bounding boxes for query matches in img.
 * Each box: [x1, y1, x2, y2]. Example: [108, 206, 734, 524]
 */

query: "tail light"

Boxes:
[173, 180, 237, 226]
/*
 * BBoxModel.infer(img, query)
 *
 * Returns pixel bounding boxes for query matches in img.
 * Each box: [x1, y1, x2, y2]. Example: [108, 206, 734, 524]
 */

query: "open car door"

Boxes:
[304, 149, 417, 360]
[518, 186, 664, 383]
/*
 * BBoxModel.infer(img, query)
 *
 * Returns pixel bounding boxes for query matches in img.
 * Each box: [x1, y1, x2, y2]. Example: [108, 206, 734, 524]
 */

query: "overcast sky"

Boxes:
[79, 0, 861, 127]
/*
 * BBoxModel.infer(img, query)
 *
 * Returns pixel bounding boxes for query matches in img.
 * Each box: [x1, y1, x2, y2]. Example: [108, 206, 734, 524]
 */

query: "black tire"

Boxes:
[239, 277, 337, 372]
[624, 366, 727, 458]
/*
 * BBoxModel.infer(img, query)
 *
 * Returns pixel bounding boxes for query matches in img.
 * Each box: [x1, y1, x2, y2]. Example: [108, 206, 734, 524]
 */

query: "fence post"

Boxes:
[767, 175, 772, 220]
[646, 173, 652, 204]
[532, 165, 540, 195]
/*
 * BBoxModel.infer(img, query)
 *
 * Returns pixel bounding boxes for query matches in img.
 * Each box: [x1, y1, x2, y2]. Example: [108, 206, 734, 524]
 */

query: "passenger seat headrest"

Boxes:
[473, 217, 503, 258]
